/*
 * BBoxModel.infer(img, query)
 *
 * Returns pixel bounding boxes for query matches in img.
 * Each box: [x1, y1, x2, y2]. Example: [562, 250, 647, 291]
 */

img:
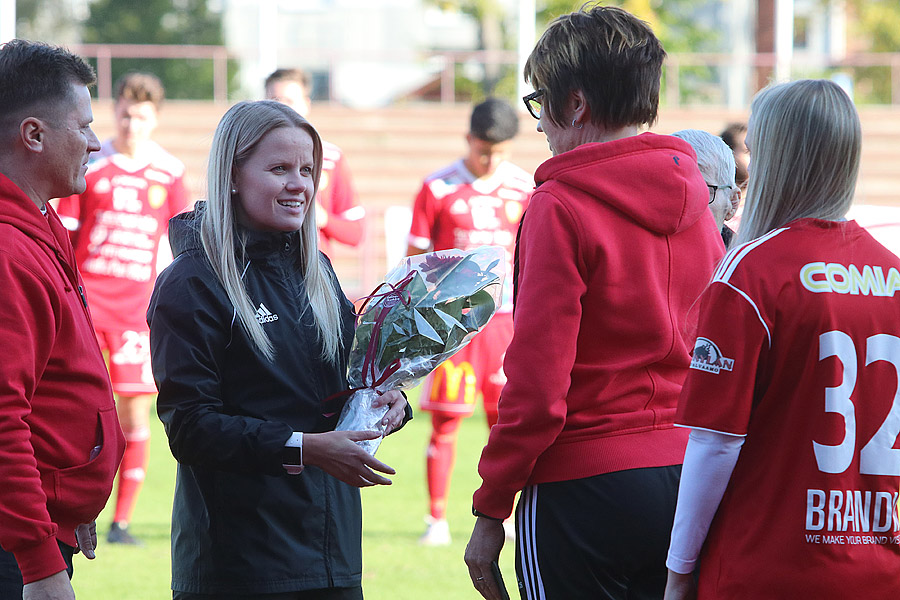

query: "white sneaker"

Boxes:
[419, 516, 451, 546]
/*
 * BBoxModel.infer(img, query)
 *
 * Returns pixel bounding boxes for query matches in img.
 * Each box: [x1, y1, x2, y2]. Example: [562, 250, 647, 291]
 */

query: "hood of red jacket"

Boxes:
[0, 172, 77, 267]
[534, 132, 709, 236]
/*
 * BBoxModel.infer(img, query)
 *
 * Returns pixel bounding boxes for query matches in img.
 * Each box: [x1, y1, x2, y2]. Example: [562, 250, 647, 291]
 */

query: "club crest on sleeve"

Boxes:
[690, 337, 734, 374]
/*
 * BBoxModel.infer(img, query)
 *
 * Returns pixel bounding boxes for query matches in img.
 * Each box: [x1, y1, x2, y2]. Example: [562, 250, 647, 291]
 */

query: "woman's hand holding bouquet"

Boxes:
[335, 246, 506, 454]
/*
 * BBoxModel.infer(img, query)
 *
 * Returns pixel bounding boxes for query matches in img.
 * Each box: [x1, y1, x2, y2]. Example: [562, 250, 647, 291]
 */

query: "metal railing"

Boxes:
[663, 52, 900, 106]
[71, 44, 900, 106]
[71, 43, 231, 102]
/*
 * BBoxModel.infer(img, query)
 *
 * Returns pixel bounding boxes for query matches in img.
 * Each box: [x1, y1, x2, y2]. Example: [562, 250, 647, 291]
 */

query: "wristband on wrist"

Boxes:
[282, 432, 304, 475]
[472, 507, 502, 521]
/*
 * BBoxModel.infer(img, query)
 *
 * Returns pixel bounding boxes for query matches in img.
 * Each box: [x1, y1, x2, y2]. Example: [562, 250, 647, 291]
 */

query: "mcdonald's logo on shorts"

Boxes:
[423, 359, 478, 413]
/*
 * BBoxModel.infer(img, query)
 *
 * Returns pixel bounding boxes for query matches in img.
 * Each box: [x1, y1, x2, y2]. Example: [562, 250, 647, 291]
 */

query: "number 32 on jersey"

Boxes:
[814, 331, 900, 476]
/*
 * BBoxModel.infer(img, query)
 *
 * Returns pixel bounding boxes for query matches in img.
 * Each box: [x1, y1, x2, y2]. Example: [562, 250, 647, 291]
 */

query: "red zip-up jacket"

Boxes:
[0, 173, 125, 584]
[473, 133, 725, 519]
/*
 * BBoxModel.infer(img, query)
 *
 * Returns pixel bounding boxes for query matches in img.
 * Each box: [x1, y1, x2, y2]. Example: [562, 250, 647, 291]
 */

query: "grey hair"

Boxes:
[735, 79, 861, 246]
[671, 129, 736, 188]
[201, 100, 344, 362]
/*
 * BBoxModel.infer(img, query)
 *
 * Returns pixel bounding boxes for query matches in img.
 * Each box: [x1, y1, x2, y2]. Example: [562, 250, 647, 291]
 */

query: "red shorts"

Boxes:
[95, 327, 156, 396]
[420, 312, 513, 417]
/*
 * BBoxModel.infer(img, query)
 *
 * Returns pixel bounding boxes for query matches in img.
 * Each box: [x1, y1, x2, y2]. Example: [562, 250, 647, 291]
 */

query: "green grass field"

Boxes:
[71, 388, 516, 599]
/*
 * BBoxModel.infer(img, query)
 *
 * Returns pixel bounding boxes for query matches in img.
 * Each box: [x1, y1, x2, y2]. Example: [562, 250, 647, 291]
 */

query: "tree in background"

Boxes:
[433, 0, 718, 104]
[847, 0, 900, 103]
[15, 0, 82, 43]
[539, 0, 720, 104]
[425, 0, 518, 101]
[540, 0, 900, 106]
[852, 0, 900, 51]
[82, 0, 236, 100]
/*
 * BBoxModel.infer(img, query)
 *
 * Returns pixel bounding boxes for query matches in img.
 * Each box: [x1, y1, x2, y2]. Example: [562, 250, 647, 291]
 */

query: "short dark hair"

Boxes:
[470, 98, 519, 143]
[115, 71, 165, 107]
[0, 39, 95, 128]
[264, 68, 311, 92]
[720, 122, 748, 152]
[524, 4, 665, 130]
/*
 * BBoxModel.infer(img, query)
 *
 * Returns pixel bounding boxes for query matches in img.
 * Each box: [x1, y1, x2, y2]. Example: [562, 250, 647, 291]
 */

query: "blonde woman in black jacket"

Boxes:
[148, 101, 409, 600]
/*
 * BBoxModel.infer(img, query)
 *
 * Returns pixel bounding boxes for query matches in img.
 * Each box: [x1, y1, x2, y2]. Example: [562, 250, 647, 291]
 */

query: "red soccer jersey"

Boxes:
[317, 141, 364, 253]
[677, 218, 900, 599]
[56, 140, 190, 330]
[408, 159, 532, 310]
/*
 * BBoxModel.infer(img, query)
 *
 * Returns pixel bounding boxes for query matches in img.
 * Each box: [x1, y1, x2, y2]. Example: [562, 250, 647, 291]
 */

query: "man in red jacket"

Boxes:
[0, 40, 126, 599]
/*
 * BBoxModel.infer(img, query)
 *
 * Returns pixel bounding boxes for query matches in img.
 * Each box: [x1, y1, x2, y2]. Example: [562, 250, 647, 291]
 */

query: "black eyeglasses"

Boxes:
[523, 89, 544, 120]
[707, 184, 736, 205]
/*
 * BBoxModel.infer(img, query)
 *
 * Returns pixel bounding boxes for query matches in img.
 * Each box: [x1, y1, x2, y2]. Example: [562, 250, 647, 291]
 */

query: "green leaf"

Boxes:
[461, 289, 496, 332]
[413, 308, 445, 344]
[432, 303, 467, 331]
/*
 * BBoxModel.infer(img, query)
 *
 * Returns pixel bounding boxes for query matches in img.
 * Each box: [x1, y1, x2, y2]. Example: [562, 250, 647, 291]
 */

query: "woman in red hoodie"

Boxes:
[464, 5, 724, 599]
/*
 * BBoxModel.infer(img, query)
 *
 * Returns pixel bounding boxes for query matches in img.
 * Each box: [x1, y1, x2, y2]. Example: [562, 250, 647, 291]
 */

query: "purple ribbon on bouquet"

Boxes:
[321, 273, 415, 417]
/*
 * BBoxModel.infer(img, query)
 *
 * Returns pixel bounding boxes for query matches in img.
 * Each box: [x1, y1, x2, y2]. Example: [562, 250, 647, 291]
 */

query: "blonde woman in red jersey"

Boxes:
[666, 79, 900, 599]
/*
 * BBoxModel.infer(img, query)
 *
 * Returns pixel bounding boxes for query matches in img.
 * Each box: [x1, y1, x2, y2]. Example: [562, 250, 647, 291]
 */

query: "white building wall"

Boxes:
[726, 0, 756, 109]
[222, 0, 478, 106]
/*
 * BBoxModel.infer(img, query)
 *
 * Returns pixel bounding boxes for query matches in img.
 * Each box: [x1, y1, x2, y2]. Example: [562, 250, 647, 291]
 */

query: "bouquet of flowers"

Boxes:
[335, 245, 506, 454]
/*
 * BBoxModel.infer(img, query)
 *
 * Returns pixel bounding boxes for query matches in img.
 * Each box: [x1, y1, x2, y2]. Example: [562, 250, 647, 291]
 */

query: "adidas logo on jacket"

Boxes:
[255, 303, 279, 324]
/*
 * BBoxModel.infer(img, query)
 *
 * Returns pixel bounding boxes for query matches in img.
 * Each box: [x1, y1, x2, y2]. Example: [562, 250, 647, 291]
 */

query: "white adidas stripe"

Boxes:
[518, 486, 546, 600]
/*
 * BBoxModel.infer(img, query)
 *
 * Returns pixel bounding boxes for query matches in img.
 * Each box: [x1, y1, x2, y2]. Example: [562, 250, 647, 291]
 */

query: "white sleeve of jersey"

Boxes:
[666, 429, 745, 574]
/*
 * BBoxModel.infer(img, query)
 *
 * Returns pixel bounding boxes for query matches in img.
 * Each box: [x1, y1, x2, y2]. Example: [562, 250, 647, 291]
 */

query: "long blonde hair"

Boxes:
[735, 79, 861, 245]
[201, 100, 344, 362]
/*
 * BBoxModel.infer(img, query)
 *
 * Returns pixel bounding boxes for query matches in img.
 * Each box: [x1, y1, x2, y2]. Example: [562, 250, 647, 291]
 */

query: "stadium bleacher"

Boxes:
[87, 101, 900, 299]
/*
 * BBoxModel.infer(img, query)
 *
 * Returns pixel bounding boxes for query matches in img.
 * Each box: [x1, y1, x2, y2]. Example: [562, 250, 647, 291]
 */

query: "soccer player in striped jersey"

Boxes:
[264, 68, 365, 255]
[408, 98, 532, 546]
[56, 72, 190, 545]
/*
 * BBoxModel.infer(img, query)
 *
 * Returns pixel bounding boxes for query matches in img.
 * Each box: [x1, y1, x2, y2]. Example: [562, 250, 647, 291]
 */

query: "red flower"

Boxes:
[420, 254, 464, 283]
